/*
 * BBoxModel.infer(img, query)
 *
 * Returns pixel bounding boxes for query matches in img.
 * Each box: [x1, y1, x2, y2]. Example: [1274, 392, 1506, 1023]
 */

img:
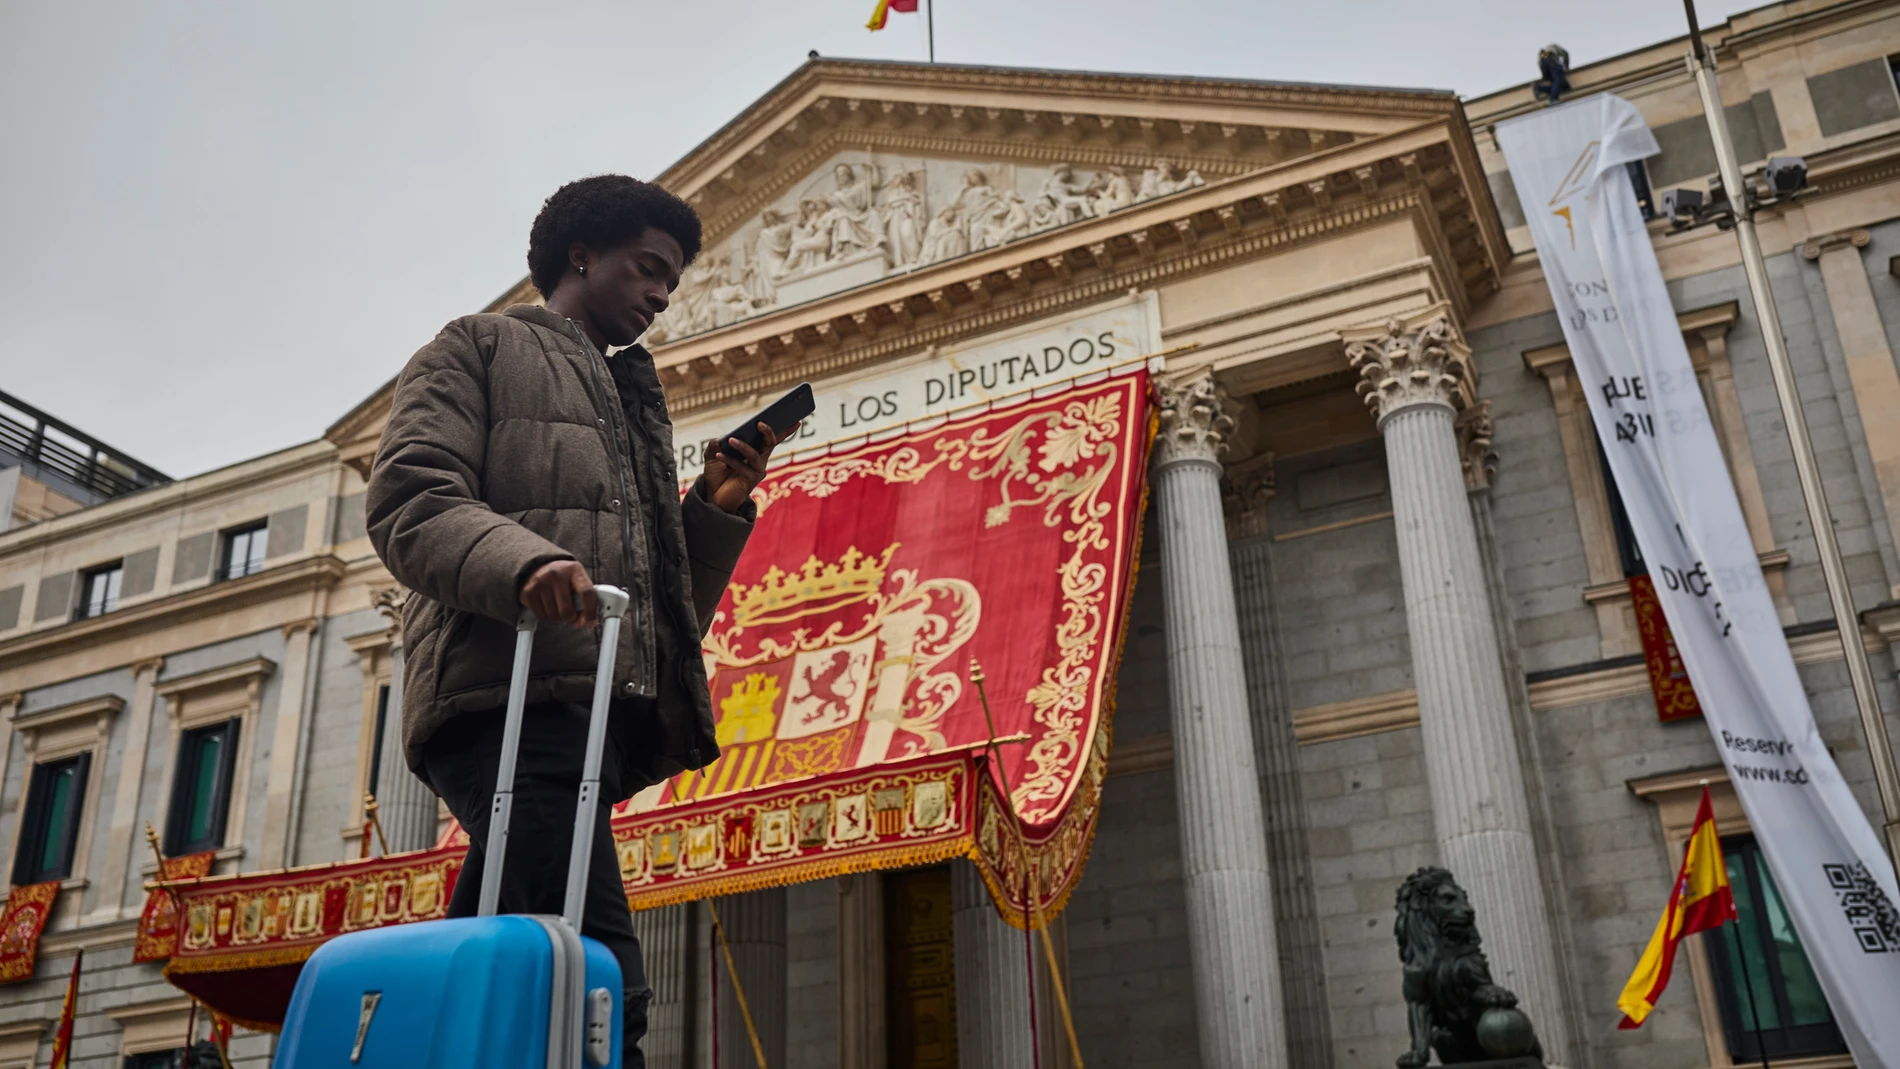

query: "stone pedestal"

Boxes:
[1345, 311, 1573, 1064]
[1153, 371, 1288, 1069]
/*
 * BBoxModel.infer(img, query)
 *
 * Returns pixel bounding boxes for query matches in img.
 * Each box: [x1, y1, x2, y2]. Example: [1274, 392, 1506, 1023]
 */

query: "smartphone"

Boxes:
[717, 382, 815, 455]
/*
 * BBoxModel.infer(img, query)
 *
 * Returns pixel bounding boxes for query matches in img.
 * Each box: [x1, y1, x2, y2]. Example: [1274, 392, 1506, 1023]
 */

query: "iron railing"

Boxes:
[0, 389, 169, 501]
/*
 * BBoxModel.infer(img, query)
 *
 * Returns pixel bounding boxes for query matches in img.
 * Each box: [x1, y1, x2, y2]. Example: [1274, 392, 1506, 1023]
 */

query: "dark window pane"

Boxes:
[13, 753, 90, 884]
[79, 564, 124, 618]
[184, 732, 223, 845]
[166, 719, 238, 854]
[220, 524, 267, 580]
[37, 764, 77, 874]
[1704, 835, 1847, 1059]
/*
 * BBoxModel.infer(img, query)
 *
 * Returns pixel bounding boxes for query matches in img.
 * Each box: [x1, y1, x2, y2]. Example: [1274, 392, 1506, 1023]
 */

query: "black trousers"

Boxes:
[425, 702, 650, 1068]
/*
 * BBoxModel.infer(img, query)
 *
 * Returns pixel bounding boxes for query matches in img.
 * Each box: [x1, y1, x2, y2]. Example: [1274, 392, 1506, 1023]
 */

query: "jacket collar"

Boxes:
[504, 303, 584, 341]
[503, 304, 654, 365]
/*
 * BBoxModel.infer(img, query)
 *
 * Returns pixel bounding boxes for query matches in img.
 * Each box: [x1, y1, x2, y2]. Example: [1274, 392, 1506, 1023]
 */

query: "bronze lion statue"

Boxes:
[1394, 867, 1543, 1067]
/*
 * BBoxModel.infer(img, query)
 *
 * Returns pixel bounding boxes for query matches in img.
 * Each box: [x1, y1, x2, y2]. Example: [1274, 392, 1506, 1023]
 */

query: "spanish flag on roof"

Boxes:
[866, 0, 918, 31]
[1617, 787, 1738, 1028]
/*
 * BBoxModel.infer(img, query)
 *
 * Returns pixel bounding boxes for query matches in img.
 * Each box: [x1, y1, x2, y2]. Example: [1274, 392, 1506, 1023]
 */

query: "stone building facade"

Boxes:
[4, 2, 1900, 1066]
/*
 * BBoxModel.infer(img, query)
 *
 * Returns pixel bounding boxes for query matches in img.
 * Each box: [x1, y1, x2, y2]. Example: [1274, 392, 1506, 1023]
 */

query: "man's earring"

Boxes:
[578, 265, 586, 277]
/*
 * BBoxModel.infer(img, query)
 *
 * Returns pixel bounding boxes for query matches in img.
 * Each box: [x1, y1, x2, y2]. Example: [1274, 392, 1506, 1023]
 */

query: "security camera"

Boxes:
[1658, 188, 1705, 220]
[1763, 156, 1808, 198]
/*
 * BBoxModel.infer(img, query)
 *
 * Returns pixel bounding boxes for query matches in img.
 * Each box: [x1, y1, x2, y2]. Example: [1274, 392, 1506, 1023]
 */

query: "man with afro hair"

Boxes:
[368, 175, 793, 1065]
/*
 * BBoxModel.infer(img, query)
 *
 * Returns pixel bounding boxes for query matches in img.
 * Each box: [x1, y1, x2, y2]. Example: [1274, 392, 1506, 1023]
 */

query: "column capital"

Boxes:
[1344, 308, 1474, 423]
[370, 584, 408, 640]
[1800, 228, 1870, 261]
[1457, 401, 1499, 491]
[1154, 371, 1235, 468]
[0, 693, 21, 718]
[281, 617, 321, 639]
[130, 657, 166, 679]
[1222, 453, 1277, 538]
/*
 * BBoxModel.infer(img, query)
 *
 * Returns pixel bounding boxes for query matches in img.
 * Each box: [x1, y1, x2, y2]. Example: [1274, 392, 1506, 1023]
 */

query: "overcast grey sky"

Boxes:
[1, 0, 1764, 478]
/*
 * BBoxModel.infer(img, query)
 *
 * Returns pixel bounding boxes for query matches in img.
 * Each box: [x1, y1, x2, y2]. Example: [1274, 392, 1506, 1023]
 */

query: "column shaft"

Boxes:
[951, 860, 1034, 1069]
[1229, 537, 1332, 1069]
[1379, 401, 1572, 1061]
[1153, 371, 1287, 1069]
[714, 886, 786, 1069]
[260, 621, 317, 867]
[633, 902, 695, 1066]
[837, 872, 888, 1069]
[374, 643, 437, 852]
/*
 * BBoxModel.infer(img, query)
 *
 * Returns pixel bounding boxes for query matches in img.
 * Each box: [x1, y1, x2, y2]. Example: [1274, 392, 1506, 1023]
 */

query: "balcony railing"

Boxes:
[0, 389, 170, 501]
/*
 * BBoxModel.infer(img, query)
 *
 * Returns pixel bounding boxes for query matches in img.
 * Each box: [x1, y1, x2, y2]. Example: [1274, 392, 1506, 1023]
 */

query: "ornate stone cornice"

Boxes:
[1154, 372, 1234, 469]
[1343, 308, 1475, 423]
[1457, 401, 1498, 491]
[1800, 227, 1871, 261]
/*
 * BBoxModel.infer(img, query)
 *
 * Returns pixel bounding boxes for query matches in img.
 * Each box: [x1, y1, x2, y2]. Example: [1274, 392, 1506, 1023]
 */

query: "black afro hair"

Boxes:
[526, 175, 703, 298]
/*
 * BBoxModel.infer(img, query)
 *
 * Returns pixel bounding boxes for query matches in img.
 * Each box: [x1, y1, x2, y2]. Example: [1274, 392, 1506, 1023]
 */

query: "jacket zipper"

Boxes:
[570, 321, 656, 698]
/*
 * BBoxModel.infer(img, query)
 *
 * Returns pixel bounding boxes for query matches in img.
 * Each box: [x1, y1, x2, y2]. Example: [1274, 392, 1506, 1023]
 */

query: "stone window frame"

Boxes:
[343, 626, 395, 853]
[1523, 300, 1792, 659]
[150, 658, 274, 867]
[1629, 768, 1853, 1069]
[2, 694, 120, 898]
[106, 997, 195, 1059]
[0, 1020, 45, 1069]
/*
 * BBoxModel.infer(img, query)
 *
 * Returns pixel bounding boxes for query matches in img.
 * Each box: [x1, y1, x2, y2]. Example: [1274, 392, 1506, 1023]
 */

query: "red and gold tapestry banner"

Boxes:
[0, 881, 60, 983]
[1630, 573, 1703, 722]
[619, 368, 1151, 917]
[132, 851, 216, 963]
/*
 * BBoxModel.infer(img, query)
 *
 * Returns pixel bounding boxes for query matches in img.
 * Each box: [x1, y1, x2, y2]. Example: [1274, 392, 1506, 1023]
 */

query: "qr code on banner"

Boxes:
[1823, 862, 1900, 953]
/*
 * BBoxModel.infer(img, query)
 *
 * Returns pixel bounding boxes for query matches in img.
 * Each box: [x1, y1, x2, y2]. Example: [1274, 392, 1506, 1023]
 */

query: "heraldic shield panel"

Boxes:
[612, 367, 1154, 915]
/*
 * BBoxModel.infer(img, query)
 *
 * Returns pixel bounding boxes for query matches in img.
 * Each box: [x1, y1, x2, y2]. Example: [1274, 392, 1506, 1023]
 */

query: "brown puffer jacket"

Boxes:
[367, 304, 751, 795]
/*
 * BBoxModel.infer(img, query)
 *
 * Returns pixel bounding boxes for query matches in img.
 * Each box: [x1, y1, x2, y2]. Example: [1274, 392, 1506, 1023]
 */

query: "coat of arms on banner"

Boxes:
[666, 542, 981, 806]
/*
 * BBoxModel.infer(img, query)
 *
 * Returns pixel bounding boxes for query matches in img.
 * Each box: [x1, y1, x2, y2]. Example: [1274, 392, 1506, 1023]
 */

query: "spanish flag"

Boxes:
[47, 948, 81, 1069]
[866, 0, 918, 31]
[1616, 788, 1737, 1028]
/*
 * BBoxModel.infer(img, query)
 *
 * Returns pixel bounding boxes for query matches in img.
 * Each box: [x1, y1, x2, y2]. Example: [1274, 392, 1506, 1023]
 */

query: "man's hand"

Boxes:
[703, 422, 795, 513]
[520, 560, 598, 627]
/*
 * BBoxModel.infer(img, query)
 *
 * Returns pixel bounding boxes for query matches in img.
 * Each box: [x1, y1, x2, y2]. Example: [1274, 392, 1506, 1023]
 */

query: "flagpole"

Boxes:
[1727, 922, 1773, 1069]
[926, 0, 935, 63]
[1681, 0, 1900, 868]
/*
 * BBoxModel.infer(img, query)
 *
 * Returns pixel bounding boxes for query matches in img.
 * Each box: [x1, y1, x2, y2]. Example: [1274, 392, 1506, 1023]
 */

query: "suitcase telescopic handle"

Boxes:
[477, 586, 632, 921]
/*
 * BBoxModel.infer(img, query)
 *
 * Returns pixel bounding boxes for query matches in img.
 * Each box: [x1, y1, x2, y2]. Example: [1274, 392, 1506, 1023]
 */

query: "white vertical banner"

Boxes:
[1499, 96, 1900, 1064]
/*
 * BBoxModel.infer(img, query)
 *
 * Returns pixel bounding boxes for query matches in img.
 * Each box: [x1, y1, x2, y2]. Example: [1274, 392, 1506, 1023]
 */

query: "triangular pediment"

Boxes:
[646, 59, 1468, 343]
[649, 147, 1225, 344]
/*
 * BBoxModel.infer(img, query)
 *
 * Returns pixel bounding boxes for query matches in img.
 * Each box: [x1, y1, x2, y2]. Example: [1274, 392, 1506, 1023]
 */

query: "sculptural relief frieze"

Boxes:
[646, 151, 1205, 345]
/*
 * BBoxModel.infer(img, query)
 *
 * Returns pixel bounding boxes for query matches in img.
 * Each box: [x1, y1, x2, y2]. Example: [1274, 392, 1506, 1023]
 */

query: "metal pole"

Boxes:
[926, 0, 935, 63]
[1683, 0, 1900, 865]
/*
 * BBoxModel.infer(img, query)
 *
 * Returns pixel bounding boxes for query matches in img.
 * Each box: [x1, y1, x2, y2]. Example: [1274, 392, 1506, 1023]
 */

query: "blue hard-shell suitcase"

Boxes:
[276, 589, 634, 1068]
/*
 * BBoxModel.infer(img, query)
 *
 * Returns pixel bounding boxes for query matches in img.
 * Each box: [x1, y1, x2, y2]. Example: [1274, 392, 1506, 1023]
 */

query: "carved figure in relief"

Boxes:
[786, 199, 833, 275]
[819, 163, 884, 260]
[753, 208, 796, 295]
[1036, 163, 1097, 227]
[1089, 166, 1136, 217]
[954, 168, 1000, 250]
[982, 190, 1032, 249]
[707, 252, 756, 328]
[1136, 159, 1206, 202]
[879, 170, 928, 267]
[922, 205, 969, 264]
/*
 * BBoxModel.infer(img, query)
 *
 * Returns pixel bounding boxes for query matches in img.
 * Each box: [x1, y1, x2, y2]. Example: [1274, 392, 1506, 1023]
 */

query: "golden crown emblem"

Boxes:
[730, 543, 899, 628]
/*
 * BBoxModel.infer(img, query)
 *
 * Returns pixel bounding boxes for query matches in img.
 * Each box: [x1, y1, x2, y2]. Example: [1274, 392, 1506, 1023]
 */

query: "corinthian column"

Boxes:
[1344, 309, 1574, 1063]
[1153, 371, 1286, 1069]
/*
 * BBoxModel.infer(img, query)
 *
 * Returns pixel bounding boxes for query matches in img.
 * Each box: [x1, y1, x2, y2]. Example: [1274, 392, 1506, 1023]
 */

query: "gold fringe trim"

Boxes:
[163, 942, 318, 976]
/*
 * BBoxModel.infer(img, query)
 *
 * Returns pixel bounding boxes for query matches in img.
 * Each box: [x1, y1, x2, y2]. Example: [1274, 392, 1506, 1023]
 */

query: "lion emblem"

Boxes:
[1394, 867, 1543, 1066]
